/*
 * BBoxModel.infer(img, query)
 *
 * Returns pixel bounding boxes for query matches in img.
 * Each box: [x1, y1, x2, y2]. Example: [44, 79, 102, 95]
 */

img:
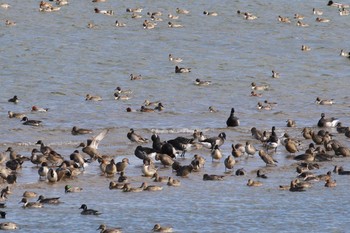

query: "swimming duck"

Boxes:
[203, 11, 218, 16]
[8, 111, 26, 119]
[23, 191, 38, 198]
[109, 181, 126, 190]
[127, 129, 148, 143]
[37, 195, 60, 204]
[271, 70, 280, 78]
[244, 12, 257, 20]
[152, 173, 169, 182]
[140, 106, 155, 112]
[122, 183, 143, 192]
[79, 204, 101, 215]
[296, 21, 308, 27]
[294, 13, 304, 20]
[336, 122, 348, 133]
[176, 8, 189, 14]
[30, 148, 47, 167]
[115, 20, 126, 27]
[339, 8, 350, 15]
[203, 174, 224, 181]
[0, 3, 10, 9]
[257, 102, 272, 110]
[247, 179, 262, 187]
[31, 106, 49, 112]
[316, 17, 330, 22]
[315, 97, 334, 105]
[21, 117, 42, 126]
[130, 74, 142, 80]
[5, 19, 15, 26]
[286, 119, 296, 127]
[258, 149, 277, 166]
[226, 107, 240, 127]
[175, 164, 193, 177]
[340, 49, 350, 57]
[152, 223, 173, 232]
[333, 165, 350, 175]
[65, 185, 83, 193]
[71, 126, 93, 135]
[317, 113, 339, 127]
[251, 82, 269, 91]
[224, 155, 235, 172]
[115, 87, 132, 95]
[94, 8, 114, 16]
[313, 8, 323, 15]
[167, 177, 181, 187]
[175, 66, 191, 73]
[126, 7, 143, 13]
[168, 21, 183, 28]
[194, 78, 211, 86]
[168, 14, 179, 19]
[140, 182, 163, 191]
[168, 54, 183, 63]
[19, 198, 43, 208]
[154, 103, 164, 111]
[97, 224, 122, 233]
[327, 0, 349, 8]
[289, 180, 306, 192]
[278, 15, 290, 23]
[0, 222, 18, 230]
[250, 91, 263, 97]
[131, 13, 142, 18]
[257, 170, 268, 179]
[301, 45, 311, 51]
[85, 94, 102, 101]
[143, 20, 156, 29]
[208, 106, 218, 112]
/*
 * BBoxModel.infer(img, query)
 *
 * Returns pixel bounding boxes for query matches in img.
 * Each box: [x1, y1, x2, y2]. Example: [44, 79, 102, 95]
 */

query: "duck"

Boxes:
[208, 106, 218, 112]
[126, 7, 143, 13]
[294, 13, 304, 20]
[38, 162, 49, 180]
[79, 204, 101, 215]
[271, 70, 280, 78]
[97, 224, 122, 233]
[317, 113, 339, 127]
[257, 170, 268, 179]
[211, 145, 223, 162]
[313, 8, 323, 15]
[194, 78, 211, 86]
[71, 126, 93, 135]
[116, 158, 130, 173]
[203, 11, 218, 16]
[286, 119, 296, 127]
[316, 17, 330, 22]
[85, 94, 102, 101]
[325, 177, 337, 187]
[340, 49, 350, 57]
[122, 183, 143, 192]
[129, 73, 143, 80]
[168, 14, 179, 19]
[168, 21, 183, 28]
[258, 149, 277, 166]
[134, 145, 157, 160]
[115, 87, 132, 95]
[203, 174, 224, 181]
[94, 8, 114, 16]
[192, 154, 206, 168]
[23, 191, 37, 198]
[200, 132, 226, 149]
[65, 185, 83, 193]
[19, 198, 43, 208]
[289, 179, 306, 192]
[109, 181, 126, 190]
[226, 107, 240, 127]
[78, 129, 109, 160]
[244, 12, 257, 20]
[247, 179, 262, 187]
[168, 54, 183, 63]
[131, 13, 142, 18]
[0, 222, 18, 230]
[152, 173, 169, 183]
[296, 21, 308, 27]
[175, 66, 191, 73]
[301, 45, 311, 51]
[176, 8, 189, 14]
[143, 20, 156, 29]
[315, 97, 334, 105]
[105, 159, 117, 177]
[152, 223, 173, 232]
[0, 3, 10, 9]
[175, 164, 193, 177]
[8, 111, 26, 119]
[5, 19, 15, 26]
[167, 177, 181, 187]
[333, 165, 350, 175]
[113, 93, 131, 101]
[142, 163, 158, 177]
[155, 153, 174, 167]
[285, 138, 299, 155]
[250, 91, 263, 97]
[327, 0, 349, 8]
[257, 102, 272, 110]
[224, 155, 236, 172]
[140, 182, 163, 191]
[21, 117, 42, 126]
[31, 106, 49, 112]
[278, 15, 290, 23]
[251, 82, 269, 91]
[115, 20, 126, 27]
[37, 195, 60, 204]
[154, 103, 164, 111]
[127, 129, 148, 143]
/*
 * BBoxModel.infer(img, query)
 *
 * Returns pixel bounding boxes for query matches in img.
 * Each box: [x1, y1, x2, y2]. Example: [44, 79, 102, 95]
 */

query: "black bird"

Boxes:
[167, 136, 194, 157]
[226, 108, 240, 127]
[151, 134, 163, 152]
[200, 132, 226, 149]
[134, 145, 156, 160]
[8, 95, 18, 103]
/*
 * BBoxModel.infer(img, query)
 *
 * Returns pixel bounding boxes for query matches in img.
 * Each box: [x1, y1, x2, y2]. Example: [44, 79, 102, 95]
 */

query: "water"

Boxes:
[1, 0, 350, 232]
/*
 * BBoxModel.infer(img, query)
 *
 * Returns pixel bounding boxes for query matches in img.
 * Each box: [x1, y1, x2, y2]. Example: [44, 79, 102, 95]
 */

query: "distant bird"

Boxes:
[315, 97, 334, 105]
[211, 145, 223, 162]
[134, 145, 157, 160]
[127, 128, 148, 143]
[271, 70, 279, 78]
[97, 224, 122, 233]
[257, 170, 268, 179]
[175, 66, 191, 73]
[79, 204, 101, 215]
[78, 129, 109, 160]
[8, 95, 18, 103]
[37, 195, 60, 204]
[226, 108, 240, 127]
[167, 136, 195, 157]
[224, 155, 236, 172]
[152, 223, 173, 232]
[258, 149, 277, 166]
[65, 185, 83, 193]
[85, 94, 102, 101]
[247, 179, 262, 187]
[199, 132, 226, 149]
[286, 119, 296, 127]
[21, 117, 42, 126]
[168, 54, 183, 63]
[19, 198, 43, 208]
[203, 174, 224, 181]
[71, 126, 93, 135]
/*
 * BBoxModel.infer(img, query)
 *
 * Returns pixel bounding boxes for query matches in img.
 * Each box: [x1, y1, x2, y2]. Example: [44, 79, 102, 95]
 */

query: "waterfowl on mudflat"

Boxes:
[226, 108, 240, 127]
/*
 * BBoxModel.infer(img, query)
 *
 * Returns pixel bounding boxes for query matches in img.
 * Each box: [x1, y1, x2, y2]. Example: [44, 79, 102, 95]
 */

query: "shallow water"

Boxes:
[1, 0, 350, 232]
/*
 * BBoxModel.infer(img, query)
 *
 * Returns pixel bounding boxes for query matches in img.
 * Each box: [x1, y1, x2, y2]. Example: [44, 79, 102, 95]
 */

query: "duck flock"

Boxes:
[1, 0, 350, 232]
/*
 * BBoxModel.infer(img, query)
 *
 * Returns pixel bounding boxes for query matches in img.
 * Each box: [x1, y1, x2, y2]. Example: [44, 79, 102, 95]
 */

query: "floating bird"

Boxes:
[8, 95, 18, 103]
[203, 174, 224, 181]
[37, 195, 60, 204]
[19, 198, 43, 208]
[79, 204, 101, 215]
[71, 126, 93, 135]
[97, 224, 122, 233]
[127, 129, 148, 143]
[226, 108, 240, 127]
[21, 117, 42, 126]
[175, 66, 191, 73]
[315, 97, 334, 105]
[317, 113, 339, 127]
